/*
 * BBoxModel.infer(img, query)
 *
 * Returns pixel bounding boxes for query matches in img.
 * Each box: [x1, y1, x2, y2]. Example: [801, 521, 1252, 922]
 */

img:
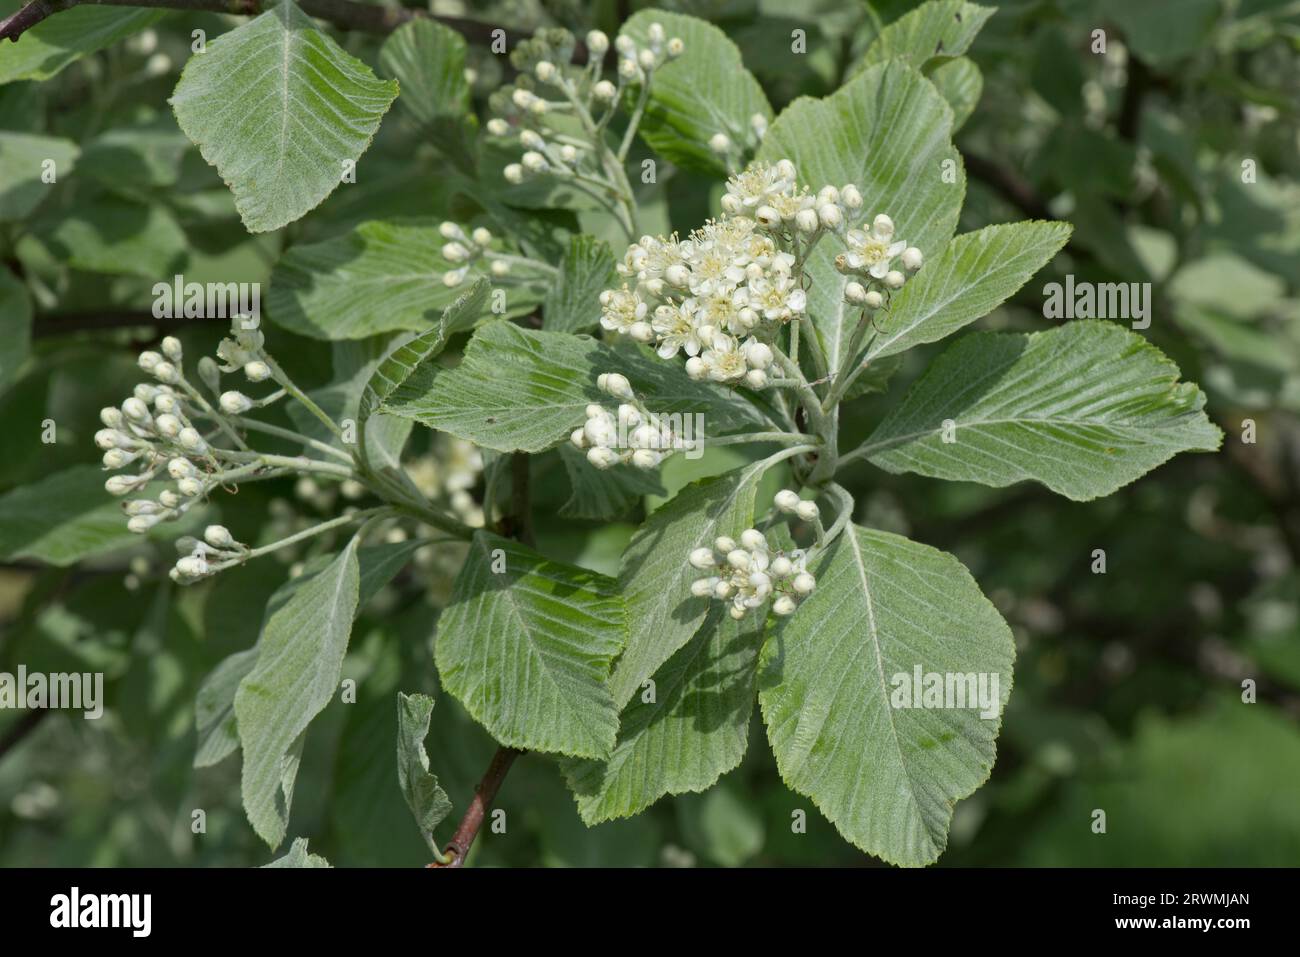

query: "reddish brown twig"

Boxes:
[430, 746, 522, 868]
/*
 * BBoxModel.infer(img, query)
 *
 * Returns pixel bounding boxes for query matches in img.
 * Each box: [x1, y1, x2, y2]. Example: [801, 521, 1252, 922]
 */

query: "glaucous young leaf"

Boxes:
[621, 9, 773, 176]
[860, 321, 1224, 501]
[169, 0, 398, 233]
[757, 59, 964, 375]
[395, 692, 454, 855]
[565, 608, 762, 824]
[435, 532, 627, 759]
[759, 524, 1015, 867]
[235, 535, 361, 848]
[543, 235, 618, 335]
[382, 321, 768, 453]
[864, 221, 1074, 362]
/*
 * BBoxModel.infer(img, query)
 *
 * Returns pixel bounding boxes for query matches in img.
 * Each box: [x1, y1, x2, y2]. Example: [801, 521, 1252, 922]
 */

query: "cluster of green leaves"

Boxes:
[2, 0, 1297, 870]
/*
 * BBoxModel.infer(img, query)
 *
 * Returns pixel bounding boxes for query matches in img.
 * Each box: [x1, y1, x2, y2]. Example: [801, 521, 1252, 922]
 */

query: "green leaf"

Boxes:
[565, 609, 761, 824]
[30, 193, 187, 278]
[927, 57, 982, 132]
[263, 837, 332, 867]
[860, 321, 1224, 501]
[608, 458, 772, 708]
[396, 692, 454, 856]
[359, 276, 489, 429]
[383, 321, 767, 453]
[435, 532, 626, 759]
[194, 648, 259, 769]
[0, 131, 78, 221]
[865, 221, 1074, 362]
[235, 535, 361, 847]
[378, 18, 476, 169]
[543, 235, 617, 334]
[266, 221, 505, 340]
[621, 10, 773, 175]
[757, 60, 965, 374]
[169, 0, 398, 233]
[0, 265, 32, 393]
[558, 443, 665, 521]
[758, 524, 1015, 866]
[1101, 0, 1221, 65]
[0, 3, 163, 84]
[858, 1, 995, 72]
[0, 465, 138, 565]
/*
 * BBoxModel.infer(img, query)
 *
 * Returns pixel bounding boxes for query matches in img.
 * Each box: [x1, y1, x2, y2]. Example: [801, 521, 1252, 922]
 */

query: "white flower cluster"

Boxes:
[437, 222, 509, 288]
[835, 214, 922, 306]
[486, 25, 683, 187]
[568, 372, 686, 470]
[596, 159, 919, 388]
[687, 526, 817, 624]
[95, 328, 273, 553]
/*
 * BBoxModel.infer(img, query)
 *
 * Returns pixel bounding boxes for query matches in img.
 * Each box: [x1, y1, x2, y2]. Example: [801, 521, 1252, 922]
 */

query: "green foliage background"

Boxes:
[2, 0, 1299, 866]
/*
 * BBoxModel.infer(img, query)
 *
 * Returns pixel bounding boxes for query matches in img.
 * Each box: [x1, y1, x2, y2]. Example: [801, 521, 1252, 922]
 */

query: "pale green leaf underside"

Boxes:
[235, 537, 361, 847]
[865, 221, 1073, 361]
[435, 532, 626, 759]
[396, 692, 454, 854]
[566, 609, 761, 824]
[0, 465, 143, 565]
[622, 9, 773, 175]
[558, 443, 665, 521]
[862, 321, 1224, 501]
[858, 1, 995, 73]
[757, 60, 965, 374]
[378, 18, 470, 127]
[263, 837, 331, 867]
[383, 321, 767, 453]
[169, 0, 397, 233]
[0, 4, 163, 84]
[928, 57, 982, 132]
[609, 460, 771, 708]
[759, 524, 1014, 866]
[266, 220, 497, 339]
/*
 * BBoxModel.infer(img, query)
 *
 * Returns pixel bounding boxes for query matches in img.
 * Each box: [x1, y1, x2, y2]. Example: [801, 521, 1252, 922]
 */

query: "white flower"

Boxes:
[599, 287, 647, 335]
[651, 300, 707, 358]
[843, 215, 907, 279]
[700, 334, 748, 383]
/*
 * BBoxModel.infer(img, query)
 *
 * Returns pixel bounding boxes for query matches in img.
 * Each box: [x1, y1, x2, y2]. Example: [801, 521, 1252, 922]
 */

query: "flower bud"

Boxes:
[204, 524, 236, 549]
[690, 577, 718, 598]
[593, 80, 616, 101]
[794, 500, 819, 522]
[708, 133, 731, 154]
[618, 404, 641, 429]
[872, 213, 895, 238]
[159, 489, 181, 508]
[599, 372, 634, 399]
[177, 477, 204, 497]
[100, 407, 125, 429]
[503, 163, 524, 184]
[628, 321, 654, 343]
[471, 227, 493, 247]
[754, 205, 781, 227]
[689, 547, 716, 569]
[137, 351, 163, 372]
[901, 246, 923, 271]
[713, 580, 734, 600]
[122, 397, 151, 422]
[744, 368, 768, 390]
[742, 340, 773, 369]
[740, 529, 766, 551]
[665, 263, 689, 287]
[521, 150, 547, 173]
[570, 427, 588, 449]
[841, 184, 863, 209]
[818, 203, 843, 228]
[684, 357, 706, 380]
[168, 457, 197, 480]
[666, 37, 684, 58]
[219, 391, 253, 415]
[442, 241, 470, 263]
[792, 572, 816, 595]
[726, 549, 750, 571]
[770, 556, 793, 578]
[774, 489, 800, 512]
[883, 270, 906, 290]
[631, 448, 660, 469]
[151, 361, 179, 384]
[534, 60, 556, 83]
[648, 23, 666, 45]
[102, 449, 135, 469]
[155, 414, 181, 437]
[729, 605, 747, 620]
[486, 118, 508, 136]
[177, 428, 206, 453]
[775, 159, 797, 181]
[175, 555, 209, 578]
[105, 475, 141, 496]
[773, 595, 797, 616]
[615, 34, 636, 55]
[637, 49, 656, 71]
[714, 536, 737, 554]
[844, 281, 868, 304]
[586, 446, 620, 470]
[161, 336, 183, 361]
[795, 208, 819, 234]
[95, 428, 125, 450]
[586, 30, 609, 55]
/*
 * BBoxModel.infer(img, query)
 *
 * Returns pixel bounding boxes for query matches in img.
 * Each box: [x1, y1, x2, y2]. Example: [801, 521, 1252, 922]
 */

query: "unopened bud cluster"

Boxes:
[486, 24, 683, 187]
[836, 213, 923, 307]
[687, 523, 815, 620]
[436, 221, 513, 288]
[569, 372, 690, 471]
[170, 524, 248, 584]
